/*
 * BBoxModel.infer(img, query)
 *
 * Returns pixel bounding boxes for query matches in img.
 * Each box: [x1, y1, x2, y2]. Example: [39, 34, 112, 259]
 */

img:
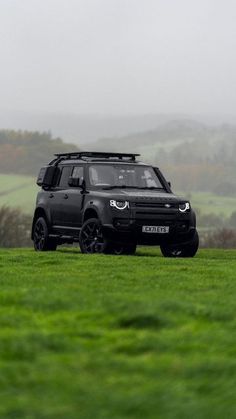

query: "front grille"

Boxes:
[135, 211, 176, 216]
[134, 211, 177, 221]
[132, 201, 178, 209]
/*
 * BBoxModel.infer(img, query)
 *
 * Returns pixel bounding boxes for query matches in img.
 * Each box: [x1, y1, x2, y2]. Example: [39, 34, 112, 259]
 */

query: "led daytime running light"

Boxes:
[179, 202, 190, 213]
[110, 200, 129, 210]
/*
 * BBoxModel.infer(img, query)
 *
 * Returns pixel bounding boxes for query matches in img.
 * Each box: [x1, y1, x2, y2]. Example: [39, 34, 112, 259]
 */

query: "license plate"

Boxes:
[142, 225, 169, 234]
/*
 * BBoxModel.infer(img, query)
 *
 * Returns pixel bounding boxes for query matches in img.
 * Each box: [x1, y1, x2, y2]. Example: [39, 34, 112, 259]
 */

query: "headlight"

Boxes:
[179, 202, 190, 213]
[110, 200, 129, 210]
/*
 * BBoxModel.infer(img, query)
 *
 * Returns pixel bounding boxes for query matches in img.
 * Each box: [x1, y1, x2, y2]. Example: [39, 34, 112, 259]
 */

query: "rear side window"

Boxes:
[58, 166, 72, 188]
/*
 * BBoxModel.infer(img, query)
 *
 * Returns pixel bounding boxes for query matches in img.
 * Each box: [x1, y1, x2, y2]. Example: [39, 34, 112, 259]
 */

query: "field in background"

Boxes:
[1, 173, 235, 218]
[179, 190, 236, 218]
[0, 174, 37, 214]
[0, 247, 235, 418]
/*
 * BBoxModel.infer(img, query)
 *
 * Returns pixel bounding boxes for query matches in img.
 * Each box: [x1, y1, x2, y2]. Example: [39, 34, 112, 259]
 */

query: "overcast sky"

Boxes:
[0, 0, 236, 115]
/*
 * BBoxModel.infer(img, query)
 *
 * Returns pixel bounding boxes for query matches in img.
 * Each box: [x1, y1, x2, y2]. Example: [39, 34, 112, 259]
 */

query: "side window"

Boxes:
[72, 166, 84, 179]
[58, 166, 72, 188]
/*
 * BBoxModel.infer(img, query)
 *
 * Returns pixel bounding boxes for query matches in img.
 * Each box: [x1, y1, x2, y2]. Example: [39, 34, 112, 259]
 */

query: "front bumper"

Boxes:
[102, 217, 196, 246]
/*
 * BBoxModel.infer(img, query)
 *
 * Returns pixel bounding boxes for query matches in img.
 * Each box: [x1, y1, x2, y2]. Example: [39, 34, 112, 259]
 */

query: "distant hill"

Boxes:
[0, 111, 191, 144]
[87, 119, 234, 152]
[87, 119, 236, 161]
[87, 120, 236, 193]
[1, 110, 236, 145]
[0, 130, 79, 176]
[1, 123, 236, 194]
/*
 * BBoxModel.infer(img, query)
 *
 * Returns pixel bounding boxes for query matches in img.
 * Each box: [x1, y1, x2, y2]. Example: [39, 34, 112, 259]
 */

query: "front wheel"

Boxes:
[79, 218, 108, 254]
[160, 230, 199, 258]
[33, 217, 57, 251]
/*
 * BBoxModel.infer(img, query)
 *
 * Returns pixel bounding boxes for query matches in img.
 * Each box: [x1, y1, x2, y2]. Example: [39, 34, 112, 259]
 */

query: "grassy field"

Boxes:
[0, 247, 236, 418]
[1, 173, 236, 218]
[0, 174, 37, 214]
[182, 191, 236, 218]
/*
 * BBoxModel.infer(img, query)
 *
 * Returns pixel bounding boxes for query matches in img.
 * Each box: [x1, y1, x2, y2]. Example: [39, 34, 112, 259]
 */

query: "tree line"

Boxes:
[0, 130, 78, 176]
[94, 120, 236, 194]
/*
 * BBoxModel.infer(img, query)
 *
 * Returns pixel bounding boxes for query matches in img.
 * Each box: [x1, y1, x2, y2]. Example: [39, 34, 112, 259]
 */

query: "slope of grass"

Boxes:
[0, 174, 37, 214]
[0, 247, 235, 418]
[177, 190, 236, 217]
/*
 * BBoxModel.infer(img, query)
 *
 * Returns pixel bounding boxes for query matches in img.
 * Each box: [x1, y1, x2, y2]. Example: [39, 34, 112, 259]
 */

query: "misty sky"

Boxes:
[0, 0, 236, 115]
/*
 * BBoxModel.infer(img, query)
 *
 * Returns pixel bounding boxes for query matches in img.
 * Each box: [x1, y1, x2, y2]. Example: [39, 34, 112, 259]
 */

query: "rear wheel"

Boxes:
[160, 230, 199, 258]
[33, 217, 57, 251]
[79, 218, 108, 254]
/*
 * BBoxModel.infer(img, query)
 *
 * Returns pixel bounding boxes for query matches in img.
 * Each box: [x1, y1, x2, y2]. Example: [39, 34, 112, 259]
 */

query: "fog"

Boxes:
[1, 0, 236, 116]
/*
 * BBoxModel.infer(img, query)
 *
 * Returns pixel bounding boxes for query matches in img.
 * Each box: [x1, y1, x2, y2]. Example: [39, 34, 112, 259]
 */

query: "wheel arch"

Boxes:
[83, 207, 99, 223]
[31, 207, 50, 239]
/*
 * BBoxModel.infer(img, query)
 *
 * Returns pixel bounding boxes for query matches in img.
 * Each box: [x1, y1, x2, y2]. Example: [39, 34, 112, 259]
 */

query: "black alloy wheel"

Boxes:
[33, 217, 57, 251]
[160, 230, 199, 258]
[79, 218, 107, 254]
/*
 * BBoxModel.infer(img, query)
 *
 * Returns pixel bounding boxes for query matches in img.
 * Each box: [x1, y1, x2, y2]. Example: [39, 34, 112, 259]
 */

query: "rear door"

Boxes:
[50, 165, 73, 227]
[65, 165, 85, 227]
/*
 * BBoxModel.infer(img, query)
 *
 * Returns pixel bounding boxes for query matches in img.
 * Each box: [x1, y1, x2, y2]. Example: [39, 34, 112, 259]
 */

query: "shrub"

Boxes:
[0, 206, 32, 247]
[201, 228, 236, 248]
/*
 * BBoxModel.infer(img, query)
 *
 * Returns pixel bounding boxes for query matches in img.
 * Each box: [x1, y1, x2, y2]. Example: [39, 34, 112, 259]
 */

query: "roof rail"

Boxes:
[51, 151, 140, 163]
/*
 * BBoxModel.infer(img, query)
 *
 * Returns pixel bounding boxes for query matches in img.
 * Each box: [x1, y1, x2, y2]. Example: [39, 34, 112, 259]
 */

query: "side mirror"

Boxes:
[37, 166, 59, 187]
[168, 181, 171, 188]
[68, 177, 84, 188]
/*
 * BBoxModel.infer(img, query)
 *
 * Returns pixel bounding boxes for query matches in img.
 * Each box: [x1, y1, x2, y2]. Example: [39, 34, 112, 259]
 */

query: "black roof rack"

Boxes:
[51, 151, 140, 164]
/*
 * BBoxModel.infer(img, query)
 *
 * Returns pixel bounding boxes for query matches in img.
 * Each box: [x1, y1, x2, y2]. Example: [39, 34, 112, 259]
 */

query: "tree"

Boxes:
[0, 206, 32, 247]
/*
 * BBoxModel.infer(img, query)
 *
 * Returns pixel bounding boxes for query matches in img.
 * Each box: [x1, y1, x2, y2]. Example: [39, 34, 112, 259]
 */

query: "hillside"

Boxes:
[0, 174, 37, 214]
[0, 130, 79, 176]
[0, 247, 235, 418]
[0, 111, 206, 144]
[88, 120, 236, 193]
[1, 123, 236, 193]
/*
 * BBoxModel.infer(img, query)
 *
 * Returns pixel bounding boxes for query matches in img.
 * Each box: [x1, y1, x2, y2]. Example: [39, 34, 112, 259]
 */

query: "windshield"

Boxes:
[88, 164, 165, 189]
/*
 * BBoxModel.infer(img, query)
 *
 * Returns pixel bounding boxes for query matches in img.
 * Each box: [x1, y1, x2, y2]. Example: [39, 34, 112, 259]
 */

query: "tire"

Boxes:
[79, 218, 109, 254]
[33, 217, 57, 251]
[109, 243, 137, 255]
[160, 230, 199, 258]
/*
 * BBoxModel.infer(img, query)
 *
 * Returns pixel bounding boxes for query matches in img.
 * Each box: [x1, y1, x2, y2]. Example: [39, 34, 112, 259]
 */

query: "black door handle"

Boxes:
[64, 194, 68, 199]
[49, 193, 54, 198]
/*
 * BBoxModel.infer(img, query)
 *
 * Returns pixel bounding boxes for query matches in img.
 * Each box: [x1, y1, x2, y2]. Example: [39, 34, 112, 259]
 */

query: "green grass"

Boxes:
[0, 174, 37, 214]
[177, 190, 236, 217]
[0, 247, 235, 418]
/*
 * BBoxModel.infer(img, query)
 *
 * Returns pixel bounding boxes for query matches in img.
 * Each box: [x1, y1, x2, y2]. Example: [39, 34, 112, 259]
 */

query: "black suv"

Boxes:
[32, 152, 199, 257]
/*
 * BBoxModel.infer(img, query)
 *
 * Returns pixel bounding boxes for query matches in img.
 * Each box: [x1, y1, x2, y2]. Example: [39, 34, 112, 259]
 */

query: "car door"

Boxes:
[65, 165, 85, 228]
[50, 165, 73, 227]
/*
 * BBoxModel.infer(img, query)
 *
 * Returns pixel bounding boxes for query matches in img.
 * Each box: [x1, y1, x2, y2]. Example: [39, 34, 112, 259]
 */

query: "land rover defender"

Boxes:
[32, 152, 199, 257]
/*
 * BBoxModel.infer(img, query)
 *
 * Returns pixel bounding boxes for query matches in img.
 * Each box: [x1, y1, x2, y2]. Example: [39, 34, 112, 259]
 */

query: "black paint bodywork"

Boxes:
[32, 157, 197, 247]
